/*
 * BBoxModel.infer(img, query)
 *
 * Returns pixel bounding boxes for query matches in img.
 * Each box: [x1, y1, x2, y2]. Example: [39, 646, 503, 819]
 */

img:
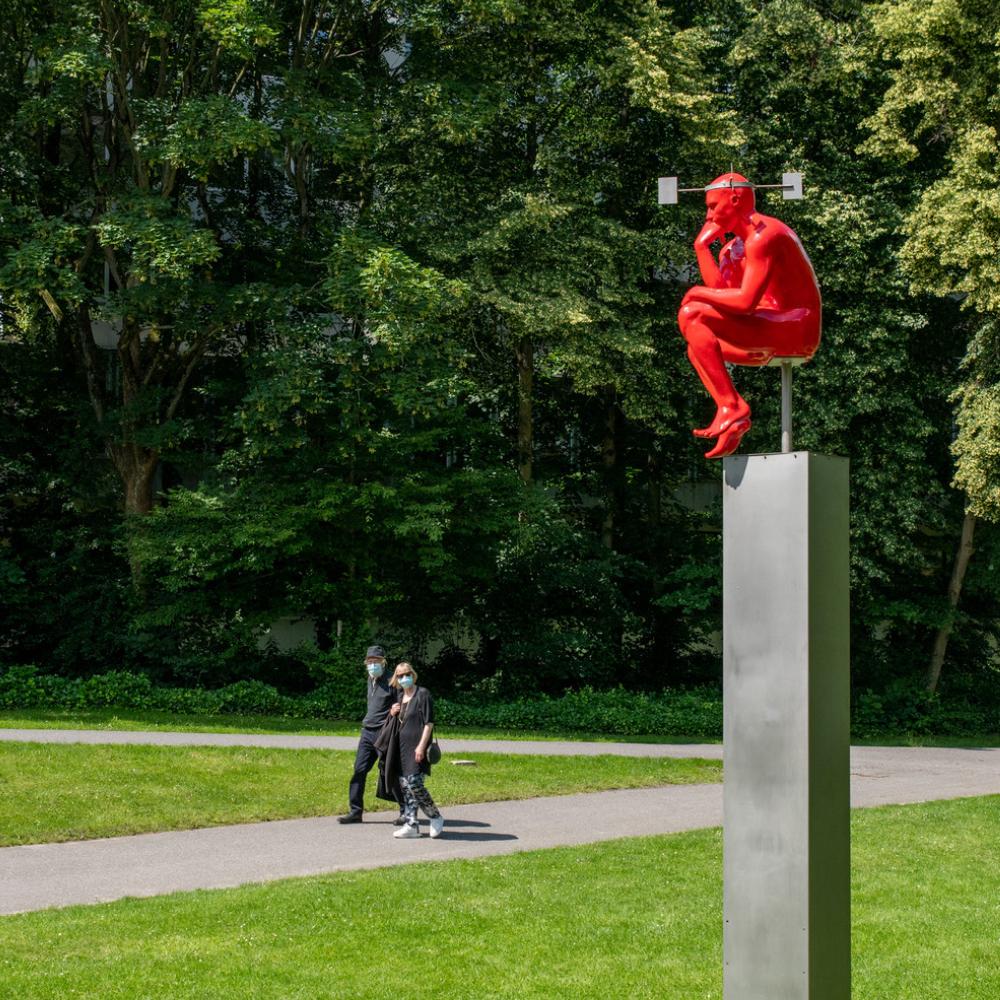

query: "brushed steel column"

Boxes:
[722, 451, 850, 1000]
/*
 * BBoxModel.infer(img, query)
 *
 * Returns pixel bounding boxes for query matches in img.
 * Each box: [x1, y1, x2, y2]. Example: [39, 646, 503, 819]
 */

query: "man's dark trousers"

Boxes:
[347, 728, 381, 816]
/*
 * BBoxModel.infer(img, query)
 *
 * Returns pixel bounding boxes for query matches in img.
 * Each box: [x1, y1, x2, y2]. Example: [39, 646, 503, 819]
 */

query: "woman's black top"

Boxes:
[398, 686, 434, 776]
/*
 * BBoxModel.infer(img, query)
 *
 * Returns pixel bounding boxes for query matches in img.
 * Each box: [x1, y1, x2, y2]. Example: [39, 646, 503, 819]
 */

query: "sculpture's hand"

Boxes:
[696, 220, 725, 249]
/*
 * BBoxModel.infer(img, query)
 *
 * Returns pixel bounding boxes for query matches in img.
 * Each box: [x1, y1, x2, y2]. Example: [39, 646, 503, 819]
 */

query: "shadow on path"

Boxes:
[435, 832, 518, 843]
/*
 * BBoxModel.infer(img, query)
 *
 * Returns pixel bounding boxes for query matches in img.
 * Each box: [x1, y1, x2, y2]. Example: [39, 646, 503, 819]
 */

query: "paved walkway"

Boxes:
[0, 728, 724, 758]
[0, 732, 996, 916]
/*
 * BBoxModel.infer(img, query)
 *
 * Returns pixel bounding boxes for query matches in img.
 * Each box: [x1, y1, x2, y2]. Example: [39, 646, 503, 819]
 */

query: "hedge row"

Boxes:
[437, 686, 725, 739]
[0, 665, 994, 738]
[0, 665, 357, 720]
[0, 665, 723, 736]
[851, 680, 997, 739]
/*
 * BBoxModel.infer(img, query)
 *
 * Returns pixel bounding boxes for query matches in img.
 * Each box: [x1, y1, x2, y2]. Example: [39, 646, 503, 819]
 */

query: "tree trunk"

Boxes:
[113, 445, 160, 589]
[122, 455, 158, 515]
[926, 511, 977, 694]
[515, 335, 533, 485]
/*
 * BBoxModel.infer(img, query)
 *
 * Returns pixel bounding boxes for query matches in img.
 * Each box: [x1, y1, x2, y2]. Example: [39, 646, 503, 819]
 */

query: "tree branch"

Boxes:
[75, 305, 107, 425]
[165, 341, 208, 423]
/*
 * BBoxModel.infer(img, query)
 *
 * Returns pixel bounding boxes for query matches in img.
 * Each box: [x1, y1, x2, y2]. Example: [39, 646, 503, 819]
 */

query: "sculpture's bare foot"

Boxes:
[693, 401, 751, 439]
[704, 418, 751, 459]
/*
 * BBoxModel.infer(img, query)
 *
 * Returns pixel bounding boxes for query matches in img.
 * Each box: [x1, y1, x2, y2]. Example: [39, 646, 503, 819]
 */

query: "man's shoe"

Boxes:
[337, 813, 363, 824]
[429, 816, 444, 839]
[393, 823, 421, 839]
[393, 816, 408, 826]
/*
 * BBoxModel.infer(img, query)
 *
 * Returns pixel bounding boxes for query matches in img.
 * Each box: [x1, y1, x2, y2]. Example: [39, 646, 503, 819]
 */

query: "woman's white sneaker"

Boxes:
[429, 816, 444, 838]
[394, 823, 420, 839]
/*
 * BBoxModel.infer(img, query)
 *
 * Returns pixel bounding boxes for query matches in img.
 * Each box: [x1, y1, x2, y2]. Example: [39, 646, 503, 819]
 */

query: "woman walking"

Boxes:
[390, 662, 444, 839]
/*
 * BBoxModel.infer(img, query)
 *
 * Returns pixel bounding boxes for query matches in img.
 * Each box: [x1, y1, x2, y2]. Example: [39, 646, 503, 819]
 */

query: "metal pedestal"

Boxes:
[722, 452, 850, 1000]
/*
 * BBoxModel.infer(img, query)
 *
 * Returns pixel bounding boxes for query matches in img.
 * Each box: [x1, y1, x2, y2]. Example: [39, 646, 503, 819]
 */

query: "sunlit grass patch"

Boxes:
[0, 742, 720, 845]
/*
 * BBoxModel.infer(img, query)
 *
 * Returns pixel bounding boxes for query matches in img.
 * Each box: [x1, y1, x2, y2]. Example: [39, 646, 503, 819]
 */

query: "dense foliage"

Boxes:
[2, 664, 994, 737]
[1, 1, 998, 719]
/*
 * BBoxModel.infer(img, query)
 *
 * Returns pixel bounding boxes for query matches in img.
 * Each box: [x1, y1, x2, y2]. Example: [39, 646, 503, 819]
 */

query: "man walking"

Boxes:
[338, 644, 404, 824]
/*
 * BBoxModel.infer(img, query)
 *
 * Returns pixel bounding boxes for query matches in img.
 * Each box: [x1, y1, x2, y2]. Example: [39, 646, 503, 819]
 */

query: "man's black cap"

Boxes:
[366, 645, 386, 659]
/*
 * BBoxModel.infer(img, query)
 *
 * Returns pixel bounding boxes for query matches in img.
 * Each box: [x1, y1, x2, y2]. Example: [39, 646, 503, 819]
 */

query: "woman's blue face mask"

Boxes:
[398, 675, 415, 689]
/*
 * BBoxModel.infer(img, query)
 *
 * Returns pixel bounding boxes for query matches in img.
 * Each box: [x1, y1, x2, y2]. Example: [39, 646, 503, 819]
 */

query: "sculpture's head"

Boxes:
[704, 172, 755, 229]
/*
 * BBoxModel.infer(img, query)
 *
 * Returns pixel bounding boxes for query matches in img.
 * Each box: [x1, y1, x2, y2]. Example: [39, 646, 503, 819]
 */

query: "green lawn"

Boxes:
[0, 742, 721, 846]
[0, 796, 995, 999]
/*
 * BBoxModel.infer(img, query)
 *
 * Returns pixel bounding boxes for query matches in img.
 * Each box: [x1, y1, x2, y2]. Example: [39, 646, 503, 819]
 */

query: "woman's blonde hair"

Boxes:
[389, 661, 418, 688]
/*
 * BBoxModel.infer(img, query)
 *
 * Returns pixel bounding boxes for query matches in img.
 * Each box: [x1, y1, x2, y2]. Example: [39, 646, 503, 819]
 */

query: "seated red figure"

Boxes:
[677, 173, 822, 459]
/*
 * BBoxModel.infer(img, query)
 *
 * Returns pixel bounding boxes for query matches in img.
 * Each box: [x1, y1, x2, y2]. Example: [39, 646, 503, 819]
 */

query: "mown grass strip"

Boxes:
[0, 797, 995, 999]
[0, 742, 721, 846]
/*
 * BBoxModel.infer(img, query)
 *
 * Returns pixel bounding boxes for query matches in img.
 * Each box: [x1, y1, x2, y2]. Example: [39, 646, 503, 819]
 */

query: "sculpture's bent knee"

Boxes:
[678, 301, 705, 329]
[678, 302, 714, 348]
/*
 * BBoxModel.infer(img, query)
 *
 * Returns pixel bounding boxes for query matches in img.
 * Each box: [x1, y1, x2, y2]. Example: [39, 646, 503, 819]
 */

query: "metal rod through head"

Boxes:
[657, 171, 803, 205]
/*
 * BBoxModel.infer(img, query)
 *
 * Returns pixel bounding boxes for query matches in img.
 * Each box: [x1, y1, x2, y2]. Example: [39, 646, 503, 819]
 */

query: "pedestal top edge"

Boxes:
[723, 451, 848, 460]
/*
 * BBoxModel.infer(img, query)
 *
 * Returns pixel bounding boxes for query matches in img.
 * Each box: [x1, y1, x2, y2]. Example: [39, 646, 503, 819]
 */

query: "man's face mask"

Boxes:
[367, 661, 384, 678]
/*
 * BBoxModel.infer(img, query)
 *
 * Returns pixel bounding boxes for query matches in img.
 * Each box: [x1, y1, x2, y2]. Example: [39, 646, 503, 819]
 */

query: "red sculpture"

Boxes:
[677, 173, 821, 458]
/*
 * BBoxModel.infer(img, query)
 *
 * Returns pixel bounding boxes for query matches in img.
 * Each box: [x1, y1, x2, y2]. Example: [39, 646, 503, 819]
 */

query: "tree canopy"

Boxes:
[1, 0, 997, 712]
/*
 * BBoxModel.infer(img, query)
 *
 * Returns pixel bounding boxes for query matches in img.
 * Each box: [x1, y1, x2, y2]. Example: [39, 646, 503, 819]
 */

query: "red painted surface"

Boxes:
[677, 173, 822, 459]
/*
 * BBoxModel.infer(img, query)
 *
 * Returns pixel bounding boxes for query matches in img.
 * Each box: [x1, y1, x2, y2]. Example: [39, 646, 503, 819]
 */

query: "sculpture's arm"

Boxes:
[693, 221, 725, 288]
[683, 240, 772, 315]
